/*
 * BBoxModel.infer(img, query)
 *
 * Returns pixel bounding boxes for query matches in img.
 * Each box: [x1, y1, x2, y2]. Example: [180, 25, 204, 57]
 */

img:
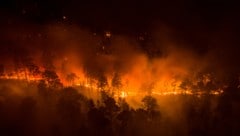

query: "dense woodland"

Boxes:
[0, 75, 240, 136]
[0, 33, 239, 136]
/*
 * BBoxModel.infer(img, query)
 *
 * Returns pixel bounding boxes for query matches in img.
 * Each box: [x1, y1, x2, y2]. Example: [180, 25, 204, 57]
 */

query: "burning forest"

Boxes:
[1, 0, 240, 136]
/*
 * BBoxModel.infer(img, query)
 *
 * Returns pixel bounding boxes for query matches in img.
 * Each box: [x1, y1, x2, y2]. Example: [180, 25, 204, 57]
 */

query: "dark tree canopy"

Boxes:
[42, 70, 63, 88]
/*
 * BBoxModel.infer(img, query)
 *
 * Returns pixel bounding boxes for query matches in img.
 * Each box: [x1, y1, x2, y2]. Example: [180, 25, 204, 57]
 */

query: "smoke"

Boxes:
[0, 20, 239, 103]
[1, 17, 240, 136]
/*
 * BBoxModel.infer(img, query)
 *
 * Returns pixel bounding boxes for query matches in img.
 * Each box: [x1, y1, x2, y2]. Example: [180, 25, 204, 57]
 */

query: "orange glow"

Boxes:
[120, 91, 128, 98]
[1, 23, 234, 107]
[0, 66, 223, 98]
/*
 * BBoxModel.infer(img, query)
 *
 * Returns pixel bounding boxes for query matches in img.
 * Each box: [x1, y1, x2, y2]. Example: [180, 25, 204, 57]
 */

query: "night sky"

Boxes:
[1, 0, 239, 31]
[0, 0, 240, 72]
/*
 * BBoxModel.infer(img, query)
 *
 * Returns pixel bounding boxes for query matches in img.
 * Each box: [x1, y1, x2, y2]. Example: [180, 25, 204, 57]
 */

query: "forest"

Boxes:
[0, 69, 240, 136]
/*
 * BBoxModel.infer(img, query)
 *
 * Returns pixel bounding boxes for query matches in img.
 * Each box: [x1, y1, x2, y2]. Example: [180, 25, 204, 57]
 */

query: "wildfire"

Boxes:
[0, 72, 42, 81]
[120, 91, 128, 98]
[0, 63, 224, 100]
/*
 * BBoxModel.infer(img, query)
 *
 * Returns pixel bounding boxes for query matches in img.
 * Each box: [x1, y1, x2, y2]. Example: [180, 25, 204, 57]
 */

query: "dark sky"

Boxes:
[0, 0, 240, 63]
[0, 0, 240, 81]
[1, 0, 239, 31]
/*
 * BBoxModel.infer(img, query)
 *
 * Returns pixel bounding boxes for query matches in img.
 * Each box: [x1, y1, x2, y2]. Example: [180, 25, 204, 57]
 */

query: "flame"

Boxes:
[0, 68, 224, 98]
[120, 91, 128, 98]
[0, 55, 225, 100]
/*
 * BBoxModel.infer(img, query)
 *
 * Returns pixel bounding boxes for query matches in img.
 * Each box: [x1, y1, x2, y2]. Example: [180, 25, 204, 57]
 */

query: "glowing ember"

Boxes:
[120, 91, 128, 98]
[105, 31, 111, 38]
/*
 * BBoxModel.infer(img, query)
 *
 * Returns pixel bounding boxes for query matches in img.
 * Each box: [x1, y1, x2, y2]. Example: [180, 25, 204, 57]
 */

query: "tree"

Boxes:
[57, 88, 82, 120]
[141, 95, 158, 112]
[99, 91, 120, 136]
[179, 78, 192, 91]
[66, 73, 78, 86]
[22, 57, 41, 82]
[24, 59, 41, 77]
[141, 95, 161, 122]
[111, 72, 122, 89]
[111, 72, 123, 98]
[18, 97, 37, 135]
[118, 98, 130, 111]
[100, 91, 119, 113]
[42, 70, 63, 88]
[97, 74, 108, 91]
[116, 101, 132, 136]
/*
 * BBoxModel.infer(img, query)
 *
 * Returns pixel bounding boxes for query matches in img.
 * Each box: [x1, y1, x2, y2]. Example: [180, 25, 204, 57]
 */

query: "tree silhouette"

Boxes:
[66, 73, 78, 86]
[141, 95, 160, 121]
[111, 72, 122, 89]
[111, 72, 122, 98]
[179, 78, 193, 91]
[42, 70, 63, 88]
[118, 98, 130, 111]
[100, 91, 119, 114]
[25, 62, 41, 77]
[57, 88, 82, 121]
[97, 74, 108, 91]
[87, 106, 111, 136]
[141, 95, 158, 112]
